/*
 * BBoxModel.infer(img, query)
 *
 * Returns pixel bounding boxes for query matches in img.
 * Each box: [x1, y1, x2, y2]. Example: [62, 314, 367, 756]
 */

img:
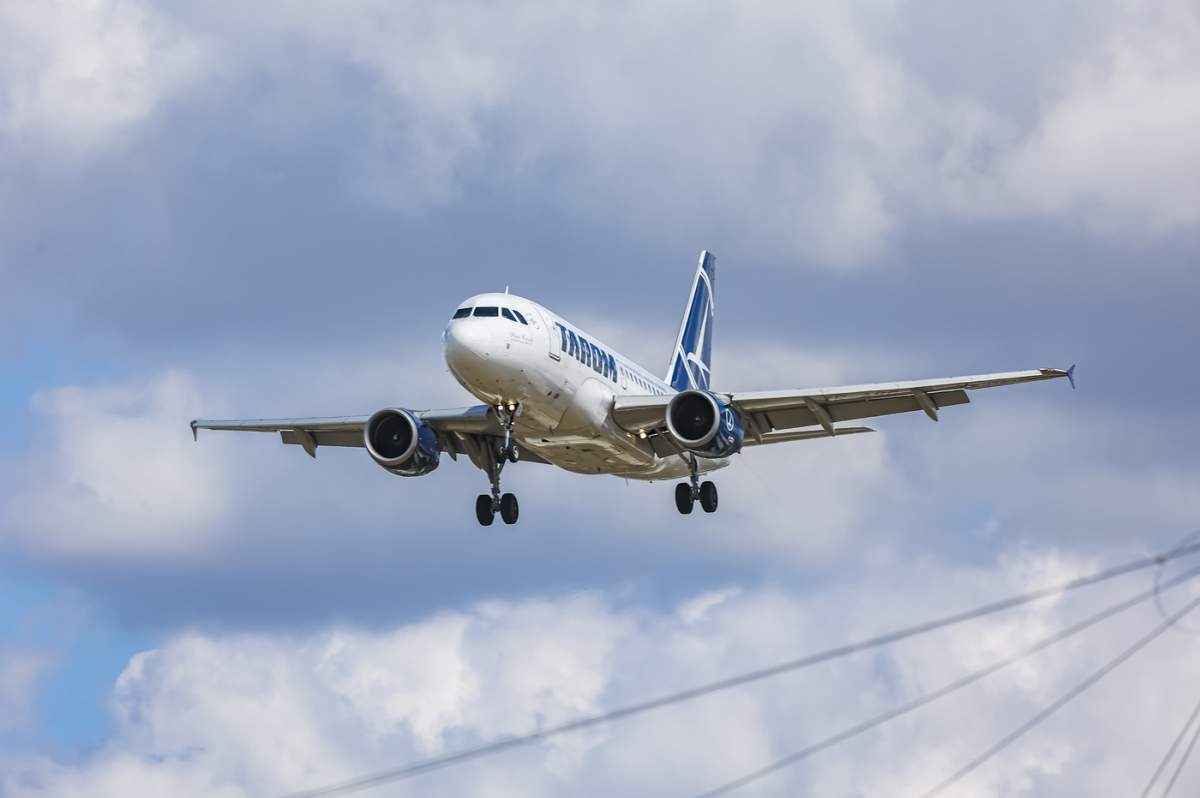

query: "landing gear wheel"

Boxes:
[500, 492, 519, 524]
[675, 483, 695, 515]
[475, 494, 495, 526]
[506, 445, 520, 464]
[699, 481, 718, 513]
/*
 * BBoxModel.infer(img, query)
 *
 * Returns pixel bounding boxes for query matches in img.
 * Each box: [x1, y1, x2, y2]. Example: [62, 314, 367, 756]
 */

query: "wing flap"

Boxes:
[280, 429, 363, 449]
[749, 389, 969, 431]
[611, 395, 671, 433]
[743, 426, 874, 447]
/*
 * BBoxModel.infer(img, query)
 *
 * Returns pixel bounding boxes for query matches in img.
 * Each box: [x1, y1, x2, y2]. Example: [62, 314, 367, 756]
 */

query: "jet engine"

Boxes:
[665, 390, 743, 458]
[363, 408, 441, 476]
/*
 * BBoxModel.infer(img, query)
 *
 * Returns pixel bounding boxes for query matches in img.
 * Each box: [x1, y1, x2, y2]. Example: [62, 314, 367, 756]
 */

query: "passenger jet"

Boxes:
[192, 252, 1074, 525]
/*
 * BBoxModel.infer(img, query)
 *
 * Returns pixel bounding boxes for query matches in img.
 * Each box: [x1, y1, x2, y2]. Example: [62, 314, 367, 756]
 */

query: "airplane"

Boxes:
[191, 251, 1075, 526]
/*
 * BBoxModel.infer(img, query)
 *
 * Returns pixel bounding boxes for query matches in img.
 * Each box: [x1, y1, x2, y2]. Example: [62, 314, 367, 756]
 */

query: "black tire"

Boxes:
[475, 494, 495, 526]
[699, 481, 718, 513]
[507, 445, 520, 464]
[675, 483, 694, 514]
[500, 492, 519, 524]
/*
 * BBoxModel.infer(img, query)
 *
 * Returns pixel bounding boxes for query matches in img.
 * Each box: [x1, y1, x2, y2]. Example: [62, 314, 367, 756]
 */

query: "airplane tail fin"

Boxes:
[665, 250, 716, 392]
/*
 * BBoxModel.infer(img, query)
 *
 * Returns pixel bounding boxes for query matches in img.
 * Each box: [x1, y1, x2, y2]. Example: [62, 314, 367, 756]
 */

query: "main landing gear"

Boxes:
[476, 403, 521, 526]
[675, 454, 718, 514]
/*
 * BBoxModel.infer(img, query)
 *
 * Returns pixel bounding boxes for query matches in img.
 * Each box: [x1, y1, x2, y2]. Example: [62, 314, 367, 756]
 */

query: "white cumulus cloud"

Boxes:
[5, 371, 232, 560]
[5, 560, 1200, 797]
[0, 0, 210, 157]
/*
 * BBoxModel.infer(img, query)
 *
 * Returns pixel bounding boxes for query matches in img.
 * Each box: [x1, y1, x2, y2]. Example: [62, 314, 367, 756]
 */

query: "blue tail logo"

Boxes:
[666, 251, 716, 392]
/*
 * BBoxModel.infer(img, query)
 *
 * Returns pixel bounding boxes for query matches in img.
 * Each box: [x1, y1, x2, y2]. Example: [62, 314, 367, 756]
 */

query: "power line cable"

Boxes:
[1162, 704, 1200, 797]
[920, 592, 1200, 797]
[694, 562, 1200, 798]
[1140, 688, 1200, 798]
[279, 541, 1200, 798]
[1154, 530, 1200, 635]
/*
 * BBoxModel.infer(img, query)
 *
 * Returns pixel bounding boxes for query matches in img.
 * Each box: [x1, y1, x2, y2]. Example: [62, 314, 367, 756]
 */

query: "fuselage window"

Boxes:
[511, 309, 528, 325]
[501, 308, 516, 322]
[452, 307, 472, 319]
[473, 306, 499, 317]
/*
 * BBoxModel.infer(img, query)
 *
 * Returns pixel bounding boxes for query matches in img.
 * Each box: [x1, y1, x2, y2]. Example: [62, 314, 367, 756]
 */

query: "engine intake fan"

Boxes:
[665, 390, 743, 458]
[363, 408, 441, 476]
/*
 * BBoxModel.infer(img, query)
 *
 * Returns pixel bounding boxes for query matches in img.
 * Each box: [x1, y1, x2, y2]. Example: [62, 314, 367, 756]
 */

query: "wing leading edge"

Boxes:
[613, 366, 1073, 453]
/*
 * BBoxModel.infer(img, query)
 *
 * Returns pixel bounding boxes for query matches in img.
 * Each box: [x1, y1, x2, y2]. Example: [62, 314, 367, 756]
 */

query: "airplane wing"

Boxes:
[613, 367, 1074, 455]
[191, 405, 550, 464]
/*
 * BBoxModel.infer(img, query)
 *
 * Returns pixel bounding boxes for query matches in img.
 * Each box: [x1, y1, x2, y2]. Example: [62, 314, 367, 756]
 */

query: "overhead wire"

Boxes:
[693, 561, 1200, 798]
[919, 592, 1200, 797]
[279, 540, 1200, 798]
[1154, 530, 1200, 634]
[1140, 688, 1200, 798]
[1161, 706, 1200, 797]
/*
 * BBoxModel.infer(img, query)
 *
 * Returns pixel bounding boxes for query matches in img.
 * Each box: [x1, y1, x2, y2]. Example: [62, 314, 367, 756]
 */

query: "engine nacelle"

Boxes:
[665, 390, 743, 458]
[363, 408, 441, 476]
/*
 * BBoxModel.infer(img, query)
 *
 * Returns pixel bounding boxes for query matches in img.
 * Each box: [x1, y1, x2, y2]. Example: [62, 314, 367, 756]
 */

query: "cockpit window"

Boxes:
[511, 309, 528, 325]
[452, 307, 471, 319]
[501, 308, 516, 322]
[473, 306, 499, 317]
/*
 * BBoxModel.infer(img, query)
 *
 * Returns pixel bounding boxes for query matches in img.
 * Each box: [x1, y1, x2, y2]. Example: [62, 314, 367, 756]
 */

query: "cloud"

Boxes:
[7, 1, 1197, 275]
[0, 647, 54, 732]
[6, 556, 1200, 797]
[0, 0, 209, 157]
[894, 397, 1200, 548]
[209, 0, 1200, 258]
[1, 1, 1197, 778]
[997, 2, 1200, 233]
[5, 371, 232, 560]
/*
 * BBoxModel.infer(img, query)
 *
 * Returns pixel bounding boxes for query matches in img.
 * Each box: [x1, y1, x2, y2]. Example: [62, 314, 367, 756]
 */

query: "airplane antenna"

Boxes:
[505, 285, 510, 294]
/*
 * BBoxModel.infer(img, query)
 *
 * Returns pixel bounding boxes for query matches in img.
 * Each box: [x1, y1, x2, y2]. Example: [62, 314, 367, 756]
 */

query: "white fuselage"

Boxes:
[443, 292, 726, 480]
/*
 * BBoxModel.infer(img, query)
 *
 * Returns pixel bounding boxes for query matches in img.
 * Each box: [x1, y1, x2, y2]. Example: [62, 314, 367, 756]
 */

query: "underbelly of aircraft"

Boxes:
[514, 431, 724, 481]
[515, 431, 648, 475]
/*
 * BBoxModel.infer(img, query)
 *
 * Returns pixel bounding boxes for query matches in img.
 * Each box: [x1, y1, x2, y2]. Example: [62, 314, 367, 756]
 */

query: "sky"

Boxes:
[1, 0, 1199, 795]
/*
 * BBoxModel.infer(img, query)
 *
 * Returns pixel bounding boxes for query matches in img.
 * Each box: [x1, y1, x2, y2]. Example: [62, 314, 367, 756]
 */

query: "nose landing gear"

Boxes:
[475, 403, 522, 526]
[675, 454, 719, 514]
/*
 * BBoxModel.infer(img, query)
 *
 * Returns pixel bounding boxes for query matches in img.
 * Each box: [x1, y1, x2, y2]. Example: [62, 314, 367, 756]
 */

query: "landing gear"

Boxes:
[475, 403, 522, 526]
[476, 494, 495, 526]
[675, 483, 694, 514]
[498, 403, 519, 463]
[499, 493, 519, 524]
[675, 454, 719, 515]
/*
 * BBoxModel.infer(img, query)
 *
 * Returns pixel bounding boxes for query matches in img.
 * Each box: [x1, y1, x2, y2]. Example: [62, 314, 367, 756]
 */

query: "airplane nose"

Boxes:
[444, 320, 491, 371]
